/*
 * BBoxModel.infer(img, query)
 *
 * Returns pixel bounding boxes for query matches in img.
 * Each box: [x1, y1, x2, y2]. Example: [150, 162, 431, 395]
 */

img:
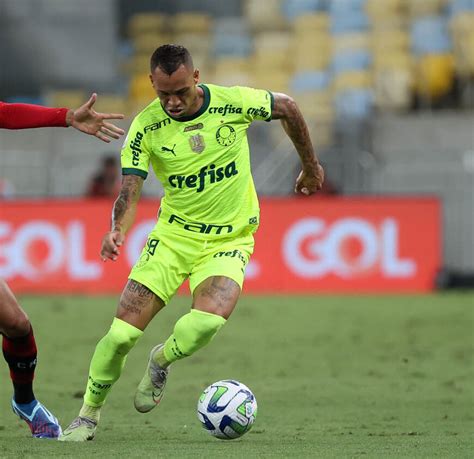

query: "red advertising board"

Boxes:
[0, 197, 441, 294]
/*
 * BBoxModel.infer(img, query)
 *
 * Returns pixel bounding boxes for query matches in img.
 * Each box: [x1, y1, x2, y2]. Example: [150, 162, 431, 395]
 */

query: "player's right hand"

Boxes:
[101, 231, 125, 262]
[294, 163, 325, 196]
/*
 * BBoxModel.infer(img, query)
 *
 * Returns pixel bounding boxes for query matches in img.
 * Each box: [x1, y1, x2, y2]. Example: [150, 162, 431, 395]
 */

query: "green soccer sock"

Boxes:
[83, 318, 143, 408]
[154, 309, 226, 368]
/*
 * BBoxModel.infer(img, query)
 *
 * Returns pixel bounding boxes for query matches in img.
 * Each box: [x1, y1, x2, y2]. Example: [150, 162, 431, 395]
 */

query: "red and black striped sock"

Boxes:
[2, 326, 37, 404]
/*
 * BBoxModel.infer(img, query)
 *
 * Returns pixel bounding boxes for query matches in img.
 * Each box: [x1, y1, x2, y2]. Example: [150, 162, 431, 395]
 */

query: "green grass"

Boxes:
[0, 293, 473, 458]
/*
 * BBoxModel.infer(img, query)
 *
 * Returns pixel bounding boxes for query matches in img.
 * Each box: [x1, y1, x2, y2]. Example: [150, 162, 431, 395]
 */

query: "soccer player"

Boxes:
[1, 94, 125, 438]
[60, 44, 324, 441]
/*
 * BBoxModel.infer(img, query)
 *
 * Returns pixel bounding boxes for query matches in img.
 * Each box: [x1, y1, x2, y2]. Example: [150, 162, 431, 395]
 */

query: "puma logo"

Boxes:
[161, 144, 176, 156]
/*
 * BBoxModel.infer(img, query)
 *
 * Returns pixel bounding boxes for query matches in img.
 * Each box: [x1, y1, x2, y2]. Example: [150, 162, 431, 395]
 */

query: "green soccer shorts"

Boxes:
[128, 229, 255, 304]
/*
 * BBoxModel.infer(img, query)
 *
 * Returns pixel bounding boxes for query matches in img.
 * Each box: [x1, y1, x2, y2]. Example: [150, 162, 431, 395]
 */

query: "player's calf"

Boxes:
[60, 317, 143, 440]
[83, 317, 143, 408]
[163, 309, 226, 362]
[2, 325, 38, 404]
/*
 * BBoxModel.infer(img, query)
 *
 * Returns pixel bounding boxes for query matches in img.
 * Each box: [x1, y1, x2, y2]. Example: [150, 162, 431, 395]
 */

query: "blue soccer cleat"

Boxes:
[12, 399, 62, 439]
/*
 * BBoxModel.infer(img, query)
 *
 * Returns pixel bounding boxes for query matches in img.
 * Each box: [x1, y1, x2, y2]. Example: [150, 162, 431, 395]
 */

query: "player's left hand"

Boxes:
[67, 93, 125, 143]
[294, 163, 325, 196]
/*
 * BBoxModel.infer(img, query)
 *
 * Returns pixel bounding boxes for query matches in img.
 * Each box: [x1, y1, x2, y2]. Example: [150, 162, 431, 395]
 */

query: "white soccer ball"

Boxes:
[197, 379, 258, 440]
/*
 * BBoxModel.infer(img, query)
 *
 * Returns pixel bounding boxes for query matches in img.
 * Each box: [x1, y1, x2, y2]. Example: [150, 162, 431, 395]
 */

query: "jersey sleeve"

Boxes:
[121, 116, 150, 179]
[238, 87, 274, 123]
[0, 101, 68, 129]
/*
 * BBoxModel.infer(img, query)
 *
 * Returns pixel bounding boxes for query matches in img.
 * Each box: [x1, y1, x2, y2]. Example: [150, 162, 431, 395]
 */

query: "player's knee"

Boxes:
[1, 312, 31, 338]
[176, 310, 226, 354]
[106, 318, 141, 353]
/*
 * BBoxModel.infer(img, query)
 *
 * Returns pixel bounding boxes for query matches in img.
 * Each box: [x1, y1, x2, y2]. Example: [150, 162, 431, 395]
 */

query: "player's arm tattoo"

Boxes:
[271, 92, 320, 171]
[111, 175, 144, 234]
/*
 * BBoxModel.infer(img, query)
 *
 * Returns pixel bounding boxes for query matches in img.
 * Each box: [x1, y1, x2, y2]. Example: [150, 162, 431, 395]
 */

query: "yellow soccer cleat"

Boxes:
[58, 416, 97, 442]
[134, 344, 169, 413]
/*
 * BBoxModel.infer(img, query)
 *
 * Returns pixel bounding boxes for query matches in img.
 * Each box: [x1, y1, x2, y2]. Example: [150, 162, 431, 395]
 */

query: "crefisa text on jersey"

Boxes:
[207, 104, 269, 119]
[208, 104, 242, 115]
[129, 132, 143, 166]
[168, 161, 238, 192]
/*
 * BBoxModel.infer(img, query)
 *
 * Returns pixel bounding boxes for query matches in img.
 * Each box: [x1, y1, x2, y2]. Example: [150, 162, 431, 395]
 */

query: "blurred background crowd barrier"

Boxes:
[1, 198, 441, 294]
[0, 0, 473, 290]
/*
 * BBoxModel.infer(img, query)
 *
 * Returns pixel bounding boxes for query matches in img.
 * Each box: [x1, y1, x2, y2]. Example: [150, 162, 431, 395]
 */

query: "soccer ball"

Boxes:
[197, 379, 257, 440]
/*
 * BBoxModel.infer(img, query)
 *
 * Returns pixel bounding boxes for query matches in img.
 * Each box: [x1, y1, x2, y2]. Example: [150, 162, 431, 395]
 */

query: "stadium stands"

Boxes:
[2, 0, 471, 170]
[449, 8, 474, 77]
[2, 0, 470, 173]
[2, 0, 471, 122]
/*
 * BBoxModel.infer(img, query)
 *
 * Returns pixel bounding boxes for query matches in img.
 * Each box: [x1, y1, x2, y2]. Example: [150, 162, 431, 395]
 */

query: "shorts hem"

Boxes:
[189, 272, 244, 295]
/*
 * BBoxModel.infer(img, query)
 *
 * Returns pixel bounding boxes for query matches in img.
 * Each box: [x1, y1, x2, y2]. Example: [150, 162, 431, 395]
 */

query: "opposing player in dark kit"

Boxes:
[0, 94, 124, 438]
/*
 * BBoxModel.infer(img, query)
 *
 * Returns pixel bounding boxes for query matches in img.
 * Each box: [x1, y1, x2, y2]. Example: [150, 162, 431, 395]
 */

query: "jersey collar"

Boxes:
[163, 84, 210, 122]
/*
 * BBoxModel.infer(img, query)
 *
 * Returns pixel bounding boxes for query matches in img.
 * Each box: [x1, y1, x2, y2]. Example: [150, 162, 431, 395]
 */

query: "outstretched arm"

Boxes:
[101, 175, 144, 261]
[0, 94, 125, 142]
[0, 101, 69, 129]
[271, 92, 324, 195]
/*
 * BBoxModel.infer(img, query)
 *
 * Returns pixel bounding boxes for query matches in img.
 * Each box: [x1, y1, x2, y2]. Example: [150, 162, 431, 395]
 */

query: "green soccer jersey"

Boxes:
[121, 84, 274, 238]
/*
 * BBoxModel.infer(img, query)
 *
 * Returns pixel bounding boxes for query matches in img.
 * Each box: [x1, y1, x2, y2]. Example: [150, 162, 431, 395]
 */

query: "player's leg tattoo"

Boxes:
[192, 276, 241, 319]
[116, 280, 165, 330]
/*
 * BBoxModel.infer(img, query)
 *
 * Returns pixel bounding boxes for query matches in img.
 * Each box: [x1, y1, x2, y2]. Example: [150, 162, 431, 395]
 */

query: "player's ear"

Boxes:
[193, 69, 200, 84]
[149, 74, 154, 89]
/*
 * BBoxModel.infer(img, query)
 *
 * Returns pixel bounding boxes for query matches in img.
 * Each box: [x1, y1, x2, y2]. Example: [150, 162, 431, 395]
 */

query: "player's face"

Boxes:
[150, 64, 200, 118]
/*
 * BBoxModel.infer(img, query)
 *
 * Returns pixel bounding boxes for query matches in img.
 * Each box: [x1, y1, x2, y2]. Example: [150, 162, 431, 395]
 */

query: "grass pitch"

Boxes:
[0, 293, 473, 458]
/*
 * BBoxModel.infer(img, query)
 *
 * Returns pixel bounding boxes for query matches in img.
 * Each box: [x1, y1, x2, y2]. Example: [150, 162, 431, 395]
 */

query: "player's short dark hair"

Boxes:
[150, 44, 193, 75]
